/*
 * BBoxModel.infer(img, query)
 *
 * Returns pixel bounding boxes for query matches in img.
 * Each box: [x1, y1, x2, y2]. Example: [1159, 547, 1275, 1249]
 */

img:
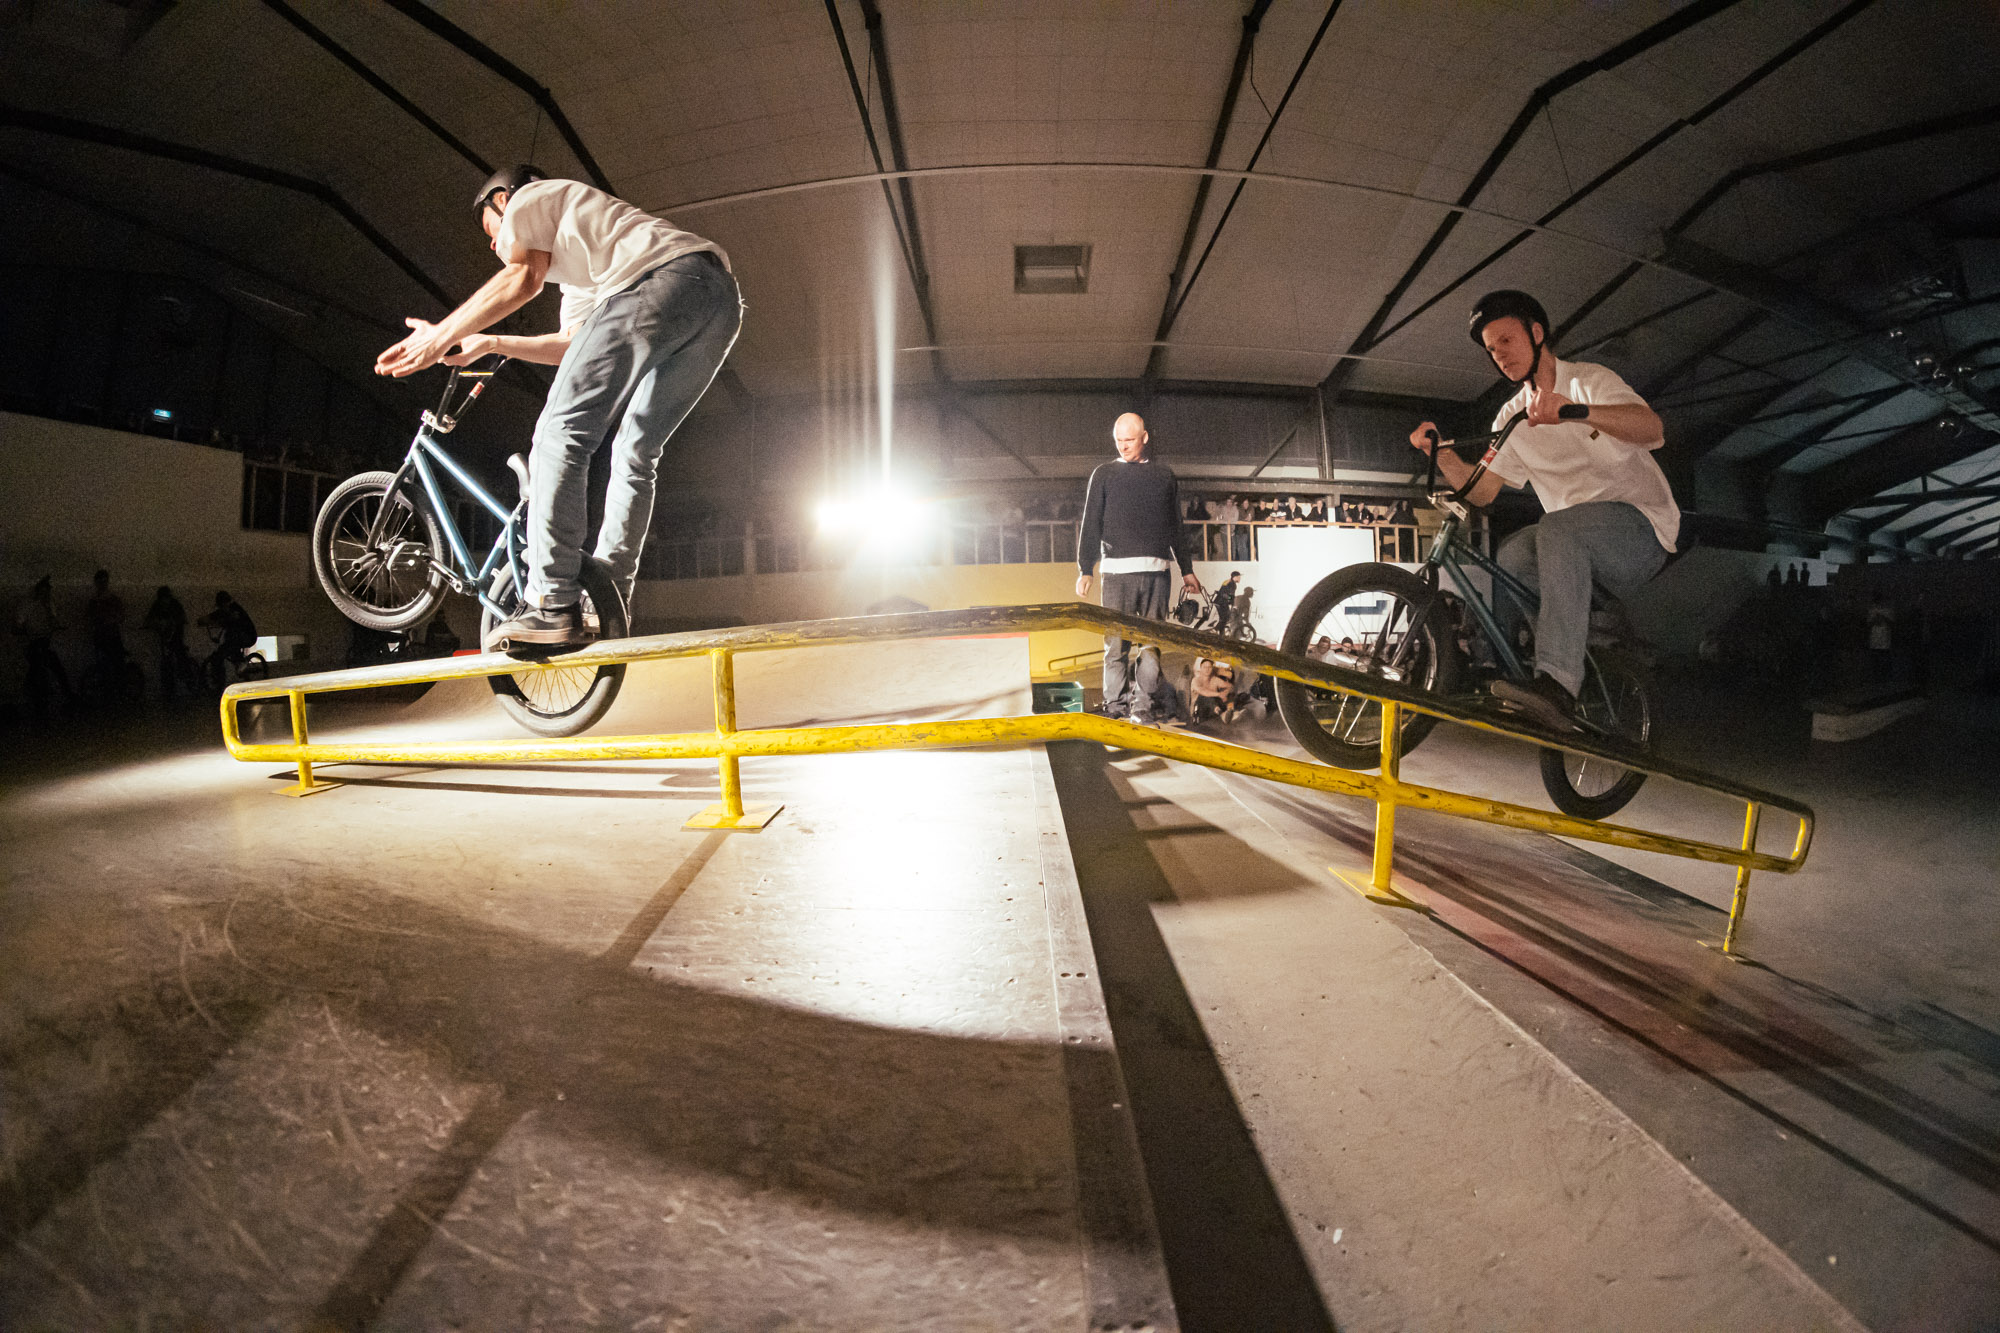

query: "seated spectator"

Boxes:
[1187, 657, 1237, 724]
[1309, 634, 1333, 661]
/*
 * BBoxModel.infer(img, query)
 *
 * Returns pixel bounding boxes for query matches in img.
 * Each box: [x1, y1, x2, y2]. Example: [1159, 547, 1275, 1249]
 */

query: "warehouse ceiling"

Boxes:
[2, 0, 1999, 552]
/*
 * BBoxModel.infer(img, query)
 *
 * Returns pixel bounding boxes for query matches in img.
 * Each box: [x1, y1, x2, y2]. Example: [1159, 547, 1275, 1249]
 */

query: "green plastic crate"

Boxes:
[1032, 681, 1084, 714]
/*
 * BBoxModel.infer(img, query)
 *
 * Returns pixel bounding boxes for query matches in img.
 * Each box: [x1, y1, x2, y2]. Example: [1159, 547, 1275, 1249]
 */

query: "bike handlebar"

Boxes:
[1419, 402, 1586, 505]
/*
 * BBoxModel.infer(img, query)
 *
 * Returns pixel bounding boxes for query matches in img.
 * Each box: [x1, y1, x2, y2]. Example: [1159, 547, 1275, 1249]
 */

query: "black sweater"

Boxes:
[1077, 458, 1192, 575]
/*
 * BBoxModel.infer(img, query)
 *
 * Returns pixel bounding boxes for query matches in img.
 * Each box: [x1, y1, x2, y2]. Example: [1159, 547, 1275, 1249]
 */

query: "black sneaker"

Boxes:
[1490, 672, 1578, 732]
[484, 603, 596, 655]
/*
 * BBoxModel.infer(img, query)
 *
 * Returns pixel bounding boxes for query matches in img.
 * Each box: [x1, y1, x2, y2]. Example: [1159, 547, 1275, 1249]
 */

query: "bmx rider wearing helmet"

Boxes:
[376, 165, 742, 651]
[1408, 290, 1676, 730]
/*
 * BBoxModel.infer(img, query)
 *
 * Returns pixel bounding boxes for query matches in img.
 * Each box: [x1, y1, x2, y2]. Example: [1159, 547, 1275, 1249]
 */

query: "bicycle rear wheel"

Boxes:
[313, 471, 448, 632]
[1539, 648, 1652, 819]
[481, 559, 627, 737]
[1276, 563, 1459, 769]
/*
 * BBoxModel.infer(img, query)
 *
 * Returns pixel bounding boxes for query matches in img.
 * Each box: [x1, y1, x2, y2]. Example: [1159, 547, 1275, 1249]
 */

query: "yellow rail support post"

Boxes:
[1713, 801, 1763, 959]
[1334, 701, 1426, 912]
[276, 688, 340, 798]
[684, 647, 783, 831]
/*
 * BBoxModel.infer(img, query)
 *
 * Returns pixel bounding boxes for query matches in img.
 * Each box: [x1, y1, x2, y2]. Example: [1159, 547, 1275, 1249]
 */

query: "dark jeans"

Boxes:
[528, 251, 743, 612]
[1101, 570, 1172, 721]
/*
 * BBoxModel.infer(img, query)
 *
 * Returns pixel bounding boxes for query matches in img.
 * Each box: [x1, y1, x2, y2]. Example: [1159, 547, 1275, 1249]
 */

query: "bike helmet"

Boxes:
[474, 164, 546, 215]
[1468, 289, 1552, 383]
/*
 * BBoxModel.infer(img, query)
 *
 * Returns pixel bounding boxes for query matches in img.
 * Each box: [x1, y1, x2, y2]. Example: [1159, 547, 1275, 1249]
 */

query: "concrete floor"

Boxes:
[1, 642, 1991, 1328]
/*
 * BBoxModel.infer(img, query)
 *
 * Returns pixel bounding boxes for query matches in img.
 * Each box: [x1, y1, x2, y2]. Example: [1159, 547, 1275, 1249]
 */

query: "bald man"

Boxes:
[1076, 413, 1200, 726]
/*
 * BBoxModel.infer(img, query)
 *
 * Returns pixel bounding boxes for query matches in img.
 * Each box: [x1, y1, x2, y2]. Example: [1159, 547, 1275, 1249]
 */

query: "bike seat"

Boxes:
[506, 453, 530, 500]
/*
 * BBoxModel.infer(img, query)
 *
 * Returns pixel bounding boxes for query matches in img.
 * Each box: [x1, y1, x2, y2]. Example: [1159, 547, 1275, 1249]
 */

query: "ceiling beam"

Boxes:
[1935, 510, 2000, 550]
[1141, 0, 1273, 388]
[0, 160, 401, 338]
[379, 0, 610, 191]
[0, 102, 451, 308]
[1318, 0, 1748, 400]
[1803, 418, 1999, 521]
[1555, 97, 2000, 346]
[1146, 0, 1341, 384]
[1389, 0, 1878, 353]
[1850, 482, 2000, 513]
[1661, 234, 2000, 429]
[1742, 386, 1912, 476]
[259, 0, 491, 177]
[856, 0, 944, 371]
[1883, 484, 2000, 541]
[1642, 309, 1768, 399]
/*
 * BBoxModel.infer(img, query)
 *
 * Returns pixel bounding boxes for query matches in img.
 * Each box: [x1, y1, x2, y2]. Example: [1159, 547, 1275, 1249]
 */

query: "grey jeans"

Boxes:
[1496, 501, 1667, 695]
[527, 251, 743, 611]
[1101, 570, 1172, 721]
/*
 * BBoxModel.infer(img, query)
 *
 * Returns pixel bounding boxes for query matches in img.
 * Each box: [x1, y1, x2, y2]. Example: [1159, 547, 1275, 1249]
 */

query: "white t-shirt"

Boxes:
[495, 179, 729, 332]
[1488, 358, 1679, 552]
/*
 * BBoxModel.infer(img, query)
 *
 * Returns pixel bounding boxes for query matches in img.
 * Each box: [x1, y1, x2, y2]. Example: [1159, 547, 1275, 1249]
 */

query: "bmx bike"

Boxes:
[202, 626, 267, 693]
[309, 360, 626, 737]
[1275, 408, 1657, 820]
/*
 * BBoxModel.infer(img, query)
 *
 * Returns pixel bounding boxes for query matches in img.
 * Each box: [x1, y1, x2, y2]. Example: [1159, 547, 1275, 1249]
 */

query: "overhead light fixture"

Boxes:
[1014, 245, 1090, 295]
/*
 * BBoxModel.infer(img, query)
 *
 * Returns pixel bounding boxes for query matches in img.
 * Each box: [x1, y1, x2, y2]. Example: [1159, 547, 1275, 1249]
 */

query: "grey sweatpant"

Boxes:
[1495, 501, 1668, 695]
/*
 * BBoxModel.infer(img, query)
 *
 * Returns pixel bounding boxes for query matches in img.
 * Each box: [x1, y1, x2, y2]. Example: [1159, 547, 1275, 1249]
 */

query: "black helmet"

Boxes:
[474, 164, 546, 215]
[1468, 290, 1550, 347]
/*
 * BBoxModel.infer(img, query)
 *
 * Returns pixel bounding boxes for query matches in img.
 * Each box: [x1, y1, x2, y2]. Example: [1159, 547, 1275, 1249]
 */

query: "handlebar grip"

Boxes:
[1557, 402, 1589, 420]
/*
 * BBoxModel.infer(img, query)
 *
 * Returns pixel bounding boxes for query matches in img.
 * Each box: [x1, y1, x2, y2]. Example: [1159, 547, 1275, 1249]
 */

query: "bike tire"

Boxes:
[481, 559, 628, 738]
[1275, 563, 1460, 770]
[313, 471, 448, 632]
[1539, 648, 1652, 820]
[239, 652, 269, 682]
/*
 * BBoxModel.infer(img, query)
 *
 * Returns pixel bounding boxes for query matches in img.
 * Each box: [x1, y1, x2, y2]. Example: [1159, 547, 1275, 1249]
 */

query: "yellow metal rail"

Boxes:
[220, 603, 1813, 955]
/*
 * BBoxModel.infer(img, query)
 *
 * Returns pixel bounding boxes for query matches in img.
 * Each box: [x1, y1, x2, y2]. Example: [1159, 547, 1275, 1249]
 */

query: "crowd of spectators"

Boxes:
[1183, 493, 1415, 526]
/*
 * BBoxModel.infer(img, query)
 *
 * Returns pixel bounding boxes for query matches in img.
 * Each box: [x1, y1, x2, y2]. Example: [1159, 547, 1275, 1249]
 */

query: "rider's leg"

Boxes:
[1494, 523, 1540, 664]
[520, 256, 737, 616]
[592, 254, 744, 612]
[1528, 503, 1667, 696]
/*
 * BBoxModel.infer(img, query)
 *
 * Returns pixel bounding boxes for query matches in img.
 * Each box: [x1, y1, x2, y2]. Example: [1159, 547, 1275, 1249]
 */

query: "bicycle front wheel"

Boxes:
[313, 471, 448, 631]
[481, 559, 627, 738]
[1539, 648, 1652, 819]
[1275, 563, 1460, 769]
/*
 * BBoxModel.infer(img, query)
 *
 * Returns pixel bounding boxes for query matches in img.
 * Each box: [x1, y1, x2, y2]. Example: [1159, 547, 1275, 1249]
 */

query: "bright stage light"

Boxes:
[815, 486, 937, 548]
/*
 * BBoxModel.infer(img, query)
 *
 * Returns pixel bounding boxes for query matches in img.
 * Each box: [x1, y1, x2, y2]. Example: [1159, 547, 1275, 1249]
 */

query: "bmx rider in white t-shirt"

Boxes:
[1408, 290, 1676, 731]
[376, 165, 743, 651]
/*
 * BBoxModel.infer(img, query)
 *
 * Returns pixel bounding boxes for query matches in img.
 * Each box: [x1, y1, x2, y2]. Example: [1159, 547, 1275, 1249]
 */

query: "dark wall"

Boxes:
[0, 265, 407, 473]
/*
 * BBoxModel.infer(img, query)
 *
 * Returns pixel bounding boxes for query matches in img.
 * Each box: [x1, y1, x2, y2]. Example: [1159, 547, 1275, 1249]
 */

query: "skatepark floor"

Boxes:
[2, 641, 1992, 1329]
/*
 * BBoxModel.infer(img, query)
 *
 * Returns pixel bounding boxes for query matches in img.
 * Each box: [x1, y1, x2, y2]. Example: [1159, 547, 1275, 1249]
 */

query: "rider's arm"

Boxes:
[1409, 422, 1505, 507]
[1527, 388, 1663, 446]
[444, 328, 573, 366]
[376, 249, 553, 379]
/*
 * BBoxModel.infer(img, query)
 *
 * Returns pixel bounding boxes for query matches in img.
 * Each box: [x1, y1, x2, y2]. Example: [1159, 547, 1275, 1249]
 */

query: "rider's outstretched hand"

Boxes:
[376, 318, 453, 379]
